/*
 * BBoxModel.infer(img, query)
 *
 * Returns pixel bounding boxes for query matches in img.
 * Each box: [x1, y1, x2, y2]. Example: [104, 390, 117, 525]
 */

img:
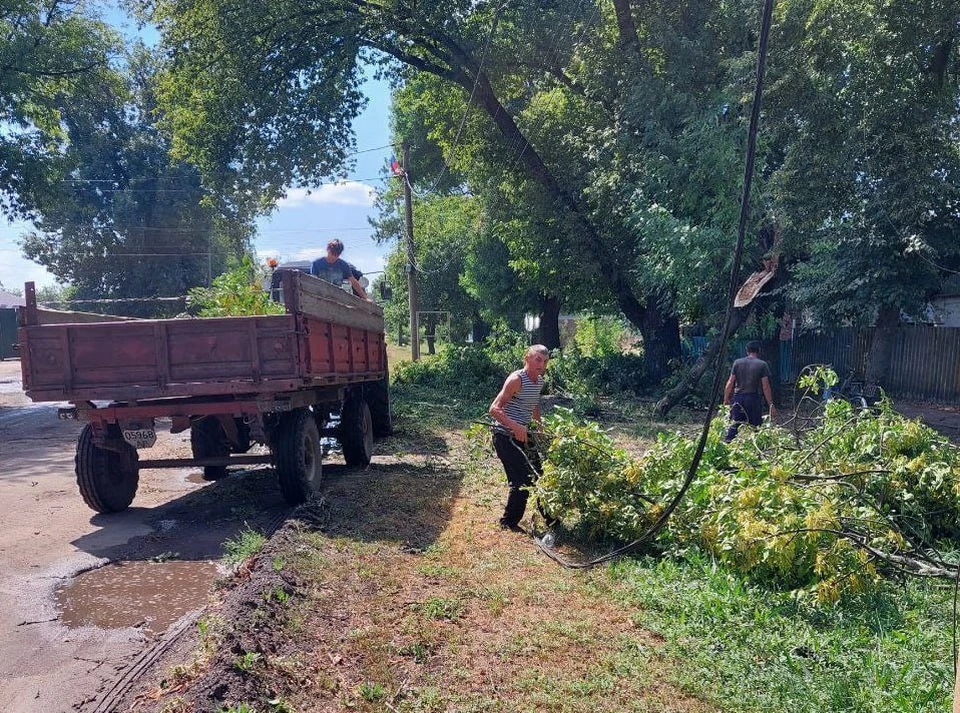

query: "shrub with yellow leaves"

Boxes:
[535, 387, 960, 603]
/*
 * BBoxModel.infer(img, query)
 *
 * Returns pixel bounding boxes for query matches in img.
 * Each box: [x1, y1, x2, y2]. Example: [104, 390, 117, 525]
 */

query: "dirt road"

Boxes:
[0, 359, 287, 712]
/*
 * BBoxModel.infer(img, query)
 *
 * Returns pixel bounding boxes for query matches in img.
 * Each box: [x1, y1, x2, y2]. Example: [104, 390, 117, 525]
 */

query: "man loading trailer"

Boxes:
[312, 239, 370, 300]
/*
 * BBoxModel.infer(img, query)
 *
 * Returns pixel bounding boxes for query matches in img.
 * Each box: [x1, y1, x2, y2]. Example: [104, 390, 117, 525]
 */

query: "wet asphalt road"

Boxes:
[0, 359, 286, 712]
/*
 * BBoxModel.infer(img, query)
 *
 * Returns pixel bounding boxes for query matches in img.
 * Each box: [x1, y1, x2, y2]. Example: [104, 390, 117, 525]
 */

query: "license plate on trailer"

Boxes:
[122, 428, 157, 449]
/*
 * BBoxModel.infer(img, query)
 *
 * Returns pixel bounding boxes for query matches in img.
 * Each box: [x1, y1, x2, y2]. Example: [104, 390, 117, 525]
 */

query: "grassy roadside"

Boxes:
[133, 383, 955, 713]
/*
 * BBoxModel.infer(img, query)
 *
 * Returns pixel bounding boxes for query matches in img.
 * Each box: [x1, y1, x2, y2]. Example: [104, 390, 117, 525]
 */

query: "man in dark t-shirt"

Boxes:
[723, 341, 777, 441]
[311, 239, 369, 299]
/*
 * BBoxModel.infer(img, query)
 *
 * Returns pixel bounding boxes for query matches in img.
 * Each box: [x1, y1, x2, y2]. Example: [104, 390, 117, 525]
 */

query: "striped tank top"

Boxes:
[495, 369, 544, 435]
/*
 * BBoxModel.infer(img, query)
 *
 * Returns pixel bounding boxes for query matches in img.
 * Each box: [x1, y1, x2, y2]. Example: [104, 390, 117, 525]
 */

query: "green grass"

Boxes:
[608, 553, 953, 712]
[222, 526, 267, 565]
[415, 596, 463, 621]
[359, 681, 387, 702]
[233, 651, 263, 673]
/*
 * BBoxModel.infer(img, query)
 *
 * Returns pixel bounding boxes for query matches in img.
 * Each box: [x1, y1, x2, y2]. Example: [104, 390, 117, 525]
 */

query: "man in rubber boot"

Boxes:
[723, 340, 777, 442]
[489, 345, 550, 532]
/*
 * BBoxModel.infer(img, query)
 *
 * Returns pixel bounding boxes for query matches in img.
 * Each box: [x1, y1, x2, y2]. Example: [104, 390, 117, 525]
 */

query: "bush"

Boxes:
[392, 324, 649, 405]
[393, 344, 507, 394]
[573, 316, 629, 357]
[556, 351, 648, 393]
[535, 390, 960, 603]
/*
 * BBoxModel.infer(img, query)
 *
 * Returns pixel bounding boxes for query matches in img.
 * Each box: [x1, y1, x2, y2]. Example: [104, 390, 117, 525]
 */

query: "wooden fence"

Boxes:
[781, 325, 960, 405]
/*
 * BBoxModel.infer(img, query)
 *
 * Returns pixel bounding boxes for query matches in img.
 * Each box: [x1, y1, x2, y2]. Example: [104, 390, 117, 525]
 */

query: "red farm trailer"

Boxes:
[17, 269, 391, 513]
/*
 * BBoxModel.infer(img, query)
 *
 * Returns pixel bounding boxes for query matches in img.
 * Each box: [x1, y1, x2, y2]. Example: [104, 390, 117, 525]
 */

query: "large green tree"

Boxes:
[768, 0, 960, 386]
[144, 0, 713, 379]
[19, 48, 251, 309]
[1, 0, 120, 218]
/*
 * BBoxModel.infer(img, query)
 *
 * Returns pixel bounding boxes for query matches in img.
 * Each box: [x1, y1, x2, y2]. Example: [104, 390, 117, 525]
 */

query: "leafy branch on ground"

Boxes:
[530, 370, 960, 603]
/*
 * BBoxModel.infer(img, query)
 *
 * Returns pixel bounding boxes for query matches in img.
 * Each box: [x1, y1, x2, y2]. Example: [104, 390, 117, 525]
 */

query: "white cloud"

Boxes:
[287, 247, 320, 262]
[0, 247, 57, 291]
[276, 182, 376, 208]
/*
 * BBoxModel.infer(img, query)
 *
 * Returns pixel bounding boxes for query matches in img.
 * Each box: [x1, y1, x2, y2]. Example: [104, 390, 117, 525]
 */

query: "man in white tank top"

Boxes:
[489, 345, 550, 532]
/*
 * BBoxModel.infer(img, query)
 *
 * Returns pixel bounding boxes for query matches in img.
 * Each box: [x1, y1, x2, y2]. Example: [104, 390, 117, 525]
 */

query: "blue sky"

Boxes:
[0, 3, 396, 291]
[252, 80, 396, 278]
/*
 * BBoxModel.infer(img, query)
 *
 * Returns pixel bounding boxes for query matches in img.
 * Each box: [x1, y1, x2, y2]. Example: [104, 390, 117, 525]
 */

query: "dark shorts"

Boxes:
[731, 392, 763, 426]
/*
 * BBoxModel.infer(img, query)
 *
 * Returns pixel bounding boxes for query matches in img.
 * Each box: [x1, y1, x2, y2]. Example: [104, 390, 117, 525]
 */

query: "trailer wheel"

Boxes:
[191, 417, 229, 481]
[76, 424, 139, 514]
[366, 377, 393, 436]
[275, 408, 323, 505]
[341, 396, 374, 467]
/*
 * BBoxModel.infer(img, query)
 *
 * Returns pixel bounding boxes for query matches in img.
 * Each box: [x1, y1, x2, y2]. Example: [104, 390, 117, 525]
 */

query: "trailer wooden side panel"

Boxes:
[18, 269, 387, 403]
[303, 318, 385, 380]
[20, 314, 301, 401]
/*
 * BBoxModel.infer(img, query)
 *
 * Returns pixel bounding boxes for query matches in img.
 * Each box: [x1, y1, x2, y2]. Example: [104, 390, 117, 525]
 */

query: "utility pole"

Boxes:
[402, 140, 420, 361]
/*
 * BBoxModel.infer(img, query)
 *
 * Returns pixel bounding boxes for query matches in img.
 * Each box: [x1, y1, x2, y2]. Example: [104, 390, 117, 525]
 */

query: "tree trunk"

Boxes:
[638, 295, 681, 383]
[864, 304, 900, 388]
[654, 307, 751, 417]
[612, 0, 642, 60]
[425, 313, 438, 355]
[538, 294, 561, 350]
[380, 32, 661, 356]
[465, 69, 654, 338]
[471, 315, 490, 344]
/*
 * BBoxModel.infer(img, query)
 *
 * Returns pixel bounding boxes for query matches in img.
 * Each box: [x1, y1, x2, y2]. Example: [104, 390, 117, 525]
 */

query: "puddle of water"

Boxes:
[55, 560, 220, 636]
[185, 471, 208, 485]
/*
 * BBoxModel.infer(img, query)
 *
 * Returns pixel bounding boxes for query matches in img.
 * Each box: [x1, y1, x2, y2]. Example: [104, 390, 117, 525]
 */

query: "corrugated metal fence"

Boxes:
[782, 326, 960, 405]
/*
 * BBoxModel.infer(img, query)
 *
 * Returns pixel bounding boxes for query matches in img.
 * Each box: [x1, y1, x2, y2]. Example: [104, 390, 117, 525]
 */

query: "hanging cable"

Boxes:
[406, 8, 503, 199]
[55, 144, 397, 184]
[534, 0, 778, 569]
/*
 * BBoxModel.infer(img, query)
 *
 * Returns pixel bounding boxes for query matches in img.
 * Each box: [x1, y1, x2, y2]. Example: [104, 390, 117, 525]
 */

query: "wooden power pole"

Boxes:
[402, 141, 420, 361]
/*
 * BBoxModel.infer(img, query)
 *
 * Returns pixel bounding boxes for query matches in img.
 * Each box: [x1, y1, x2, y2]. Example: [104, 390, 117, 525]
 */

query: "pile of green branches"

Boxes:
[535, 385, 960, 603]
[187, 256, 283, 317]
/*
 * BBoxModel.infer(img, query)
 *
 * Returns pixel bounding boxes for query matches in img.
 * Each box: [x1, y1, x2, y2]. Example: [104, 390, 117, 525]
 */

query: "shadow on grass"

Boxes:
[293, 459, 464, 551]
[69, 386, 470, 565]
[71, 440, 465, 565]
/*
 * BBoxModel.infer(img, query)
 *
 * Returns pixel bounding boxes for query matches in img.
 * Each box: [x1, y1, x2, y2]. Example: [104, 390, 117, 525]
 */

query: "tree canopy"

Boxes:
[5, 0, 955, 388]
[1, 0, 121, 218]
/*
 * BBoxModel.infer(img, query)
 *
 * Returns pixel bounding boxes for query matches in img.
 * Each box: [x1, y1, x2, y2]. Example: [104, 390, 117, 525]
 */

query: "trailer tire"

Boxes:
[191, 417, 229, 481]
[275, 408, 323, 505]
[341, 395, 374, 467]
[366, 377, 393, 436]
[76, 424, 139, 514]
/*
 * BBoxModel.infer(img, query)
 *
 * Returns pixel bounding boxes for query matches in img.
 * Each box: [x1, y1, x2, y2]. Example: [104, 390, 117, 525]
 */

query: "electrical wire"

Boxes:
[54, 144, 397, 184]
[2, 226, 377, 236]
[58, 175, 389, 193]
[532, 0, 778, 569]
[406, 8, 503, 199]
